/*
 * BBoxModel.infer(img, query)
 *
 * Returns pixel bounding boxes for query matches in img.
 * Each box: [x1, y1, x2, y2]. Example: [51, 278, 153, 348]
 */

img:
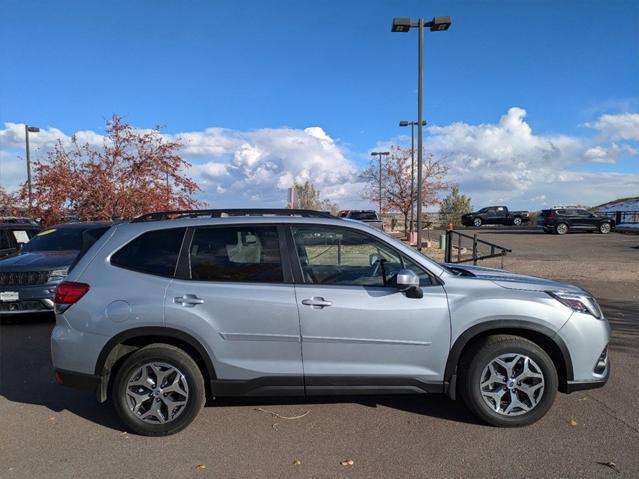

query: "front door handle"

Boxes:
[174, 294, 204, 307]
[301, 297, 332, 309]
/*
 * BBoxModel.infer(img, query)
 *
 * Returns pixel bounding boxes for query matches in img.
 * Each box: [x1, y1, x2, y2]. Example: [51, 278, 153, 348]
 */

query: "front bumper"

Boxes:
[0, 285, 56, 314]
[557, 311, 611, 392]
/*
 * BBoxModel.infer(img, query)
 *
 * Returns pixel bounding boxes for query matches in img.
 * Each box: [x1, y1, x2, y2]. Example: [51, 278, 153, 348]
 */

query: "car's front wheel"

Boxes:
[599, 222, 611, 234]
[513, 217, 522, 226]
[112, 343, 206, 436]
[459, 335, 558, 427]
[473, 218, 482, 227]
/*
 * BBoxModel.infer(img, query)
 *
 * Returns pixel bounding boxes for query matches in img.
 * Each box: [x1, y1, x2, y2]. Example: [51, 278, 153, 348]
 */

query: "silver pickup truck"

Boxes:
[338, 210, 384, 230]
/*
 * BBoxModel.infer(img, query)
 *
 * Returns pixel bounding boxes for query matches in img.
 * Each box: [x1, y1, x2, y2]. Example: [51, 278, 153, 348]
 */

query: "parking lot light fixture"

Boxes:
[392, 15, 451, 250]
[24, 125, 41, 209]
[371, 151, 390, 216]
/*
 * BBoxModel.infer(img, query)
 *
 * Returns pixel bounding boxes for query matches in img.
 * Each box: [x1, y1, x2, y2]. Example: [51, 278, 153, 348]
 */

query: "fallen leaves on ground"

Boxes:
[567, 419, 578, 426]
[292, 460, 302, 466]
[340, 459, 355, 467]
[196, 464, 206, 470]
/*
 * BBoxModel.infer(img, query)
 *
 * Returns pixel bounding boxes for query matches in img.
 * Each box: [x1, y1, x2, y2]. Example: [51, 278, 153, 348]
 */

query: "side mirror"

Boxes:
[396, 269, 423, 298]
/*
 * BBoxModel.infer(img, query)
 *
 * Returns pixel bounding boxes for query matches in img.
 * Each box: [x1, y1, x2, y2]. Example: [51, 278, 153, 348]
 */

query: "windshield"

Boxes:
[22, 226, 108, 253]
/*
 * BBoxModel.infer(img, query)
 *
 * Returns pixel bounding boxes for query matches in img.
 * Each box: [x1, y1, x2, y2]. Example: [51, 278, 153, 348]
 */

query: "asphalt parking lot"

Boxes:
[1, 229, 638, 478]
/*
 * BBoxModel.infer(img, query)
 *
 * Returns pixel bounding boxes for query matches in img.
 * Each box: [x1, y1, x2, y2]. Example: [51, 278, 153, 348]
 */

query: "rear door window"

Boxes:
[111, 228, 186, 277]
[189, 226, 283, 283]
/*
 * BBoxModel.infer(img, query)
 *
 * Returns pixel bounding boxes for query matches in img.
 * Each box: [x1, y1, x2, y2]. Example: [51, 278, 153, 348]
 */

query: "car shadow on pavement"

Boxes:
[208, 394, 482, 426]
[0, 314, 481, 431]
[0, 314, 124, 432]
[600, 299, 639, 357]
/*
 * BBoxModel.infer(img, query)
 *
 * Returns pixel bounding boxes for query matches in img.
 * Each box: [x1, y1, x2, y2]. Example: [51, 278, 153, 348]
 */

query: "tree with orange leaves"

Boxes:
[24, 115, 204, 225]
[362, 146, 448, 232]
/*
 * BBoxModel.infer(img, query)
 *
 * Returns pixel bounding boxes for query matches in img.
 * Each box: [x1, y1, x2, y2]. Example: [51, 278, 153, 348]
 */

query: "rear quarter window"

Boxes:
[111, 228, 186, 277]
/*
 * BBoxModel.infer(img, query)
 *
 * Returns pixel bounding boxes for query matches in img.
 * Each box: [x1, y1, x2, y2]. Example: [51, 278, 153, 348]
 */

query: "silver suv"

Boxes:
[51, 209, 610, 436]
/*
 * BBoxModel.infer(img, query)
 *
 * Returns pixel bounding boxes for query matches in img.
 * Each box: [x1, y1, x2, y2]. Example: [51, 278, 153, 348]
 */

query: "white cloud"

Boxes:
[586, 113, 639, 141]
[1, 109, 637, 211]
[425, 108, 639, 209]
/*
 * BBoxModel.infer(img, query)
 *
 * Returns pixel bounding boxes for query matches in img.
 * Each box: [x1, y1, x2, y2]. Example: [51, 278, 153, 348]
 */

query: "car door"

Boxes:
[165, 224, 303, 393]
[289, 224, 450, 394]
[567, 209, 589, 230]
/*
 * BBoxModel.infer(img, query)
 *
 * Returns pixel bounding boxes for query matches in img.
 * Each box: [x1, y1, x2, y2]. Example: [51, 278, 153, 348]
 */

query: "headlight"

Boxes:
[48, 268, 69, 282]
[547, 291, 603, 319]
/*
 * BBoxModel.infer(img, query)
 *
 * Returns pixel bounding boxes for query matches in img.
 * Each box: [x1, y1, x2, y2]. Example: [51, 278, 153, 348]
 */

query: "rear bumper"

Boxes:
[55, 369, 101, 392]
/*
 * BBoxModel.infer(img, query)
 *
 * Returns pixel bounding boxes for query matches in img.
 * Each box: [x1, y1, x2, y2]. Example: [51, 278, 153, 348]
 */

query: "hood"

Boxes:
[444, 263, 585, 294]
[0, 251, 78, 271]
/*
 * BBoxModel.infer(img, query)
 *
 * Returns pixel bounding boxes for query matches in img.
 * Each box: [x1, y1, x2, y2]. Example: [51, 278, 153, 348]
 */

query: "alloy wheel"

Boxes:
[125, 362, 190, 424]
[479, 353, 545, 416]
[600, 223, 611, 234]
[513, 217, 522, 226]
[473, 218, 482, 227]
[556, 223, 568, 234]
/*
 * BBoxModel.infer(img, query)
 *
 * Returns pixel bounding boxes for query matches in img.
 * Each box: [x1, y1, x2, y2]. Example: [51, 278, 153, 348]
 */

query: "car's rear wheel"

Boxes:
[555, 223, 568, 235]
[513, 217, 522, 226]
[459, 335, 557, 427]
[473, 218, 482, 227]
[112, 344, 205, 436]
[599, 222, 611, 234]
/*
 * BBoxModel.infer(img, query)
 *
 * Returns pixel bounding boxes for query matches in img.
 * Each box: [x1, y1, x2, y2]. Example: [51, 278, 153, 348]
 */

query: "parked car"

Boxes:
[51, 209, 609, 436]
[537, 208, 615, 235]
[0, 222, 110, 315]
[0, 223, 41, 260]
[338, 209, 384, 229]
[461, 206, 530, 227]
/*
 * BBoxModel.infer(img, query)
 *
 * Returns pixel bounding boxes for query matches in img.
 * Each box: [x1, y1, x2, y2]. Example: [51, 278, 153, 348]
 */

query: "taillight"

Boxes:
[55, 281, 90, 305]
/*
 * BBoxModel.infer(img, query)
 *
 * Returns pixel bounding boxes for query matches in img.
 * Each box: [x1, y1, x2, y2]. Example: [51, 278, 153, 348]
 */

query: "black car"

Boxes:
[537, 208, 615, 235]
[461, 206, 530, 227]
[0, 223, 41, 259]
[0, 222, 111, 315]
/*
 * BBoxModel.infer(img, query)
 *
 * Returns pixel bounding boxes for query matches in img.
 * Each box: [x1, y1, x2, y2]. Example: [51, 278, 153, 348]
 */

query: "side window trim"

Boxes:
[177, 223, 293, 284]
[285, 223, 441, 287]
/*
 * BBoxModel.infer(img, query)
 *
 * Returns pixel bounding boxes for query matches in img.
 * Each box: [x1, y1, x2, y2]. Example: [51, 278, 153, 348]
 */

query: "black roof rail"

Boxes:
[131, 208, 336, 223]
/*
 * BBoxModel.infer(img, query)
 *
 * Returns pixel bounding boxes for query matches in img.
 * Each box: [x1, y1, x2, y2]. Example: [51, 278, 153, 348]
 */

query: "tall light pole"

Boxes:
[392, 16, 451, 249]
[24, 124, 40, 209]
[370, 151, 390, 215]
[399, 120, 426, 233]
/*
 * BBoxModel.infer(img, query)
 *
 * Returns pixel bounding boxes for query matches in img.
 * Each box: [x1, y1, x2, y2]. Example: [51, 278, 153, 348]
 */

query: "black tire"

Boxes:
[458, 335, 558, 427]
[555, 222, 568, 235]
[599, 222, 611, 234]
[473, 217, 482, 227]
[112, 343, 206, 436]
[512, 217, 522, 226]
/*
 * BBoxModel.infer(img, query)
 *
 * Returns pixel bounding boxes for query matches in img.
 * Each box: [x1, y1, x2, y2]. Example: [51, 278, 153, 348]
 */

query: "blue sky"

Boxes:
[1, 0, 638, 209]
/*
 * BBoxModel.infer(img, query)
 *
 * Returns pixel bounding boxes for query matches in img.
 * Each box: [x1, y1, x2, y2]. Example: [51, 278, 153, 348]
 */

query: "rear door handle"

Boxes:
[301, 297, 332, 309]
[174, 294, 204, 307]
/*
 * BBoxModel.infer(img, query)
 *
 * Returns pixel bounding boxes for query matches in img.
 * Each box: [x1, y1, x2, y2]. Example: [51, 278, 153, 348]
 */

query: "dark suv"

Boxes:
[0, 222, 110, 315]
[537, 208, 615, 235]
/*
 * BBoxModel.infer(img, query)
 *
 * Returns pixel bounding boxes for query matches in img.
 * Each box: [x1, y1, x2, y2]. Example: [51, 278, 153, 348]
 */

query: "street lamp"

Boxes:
[399, 120, 426, 234]
[370, 151, 390, 215]
[24, 125, 40, 209]
[392, 15, 451, 249]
